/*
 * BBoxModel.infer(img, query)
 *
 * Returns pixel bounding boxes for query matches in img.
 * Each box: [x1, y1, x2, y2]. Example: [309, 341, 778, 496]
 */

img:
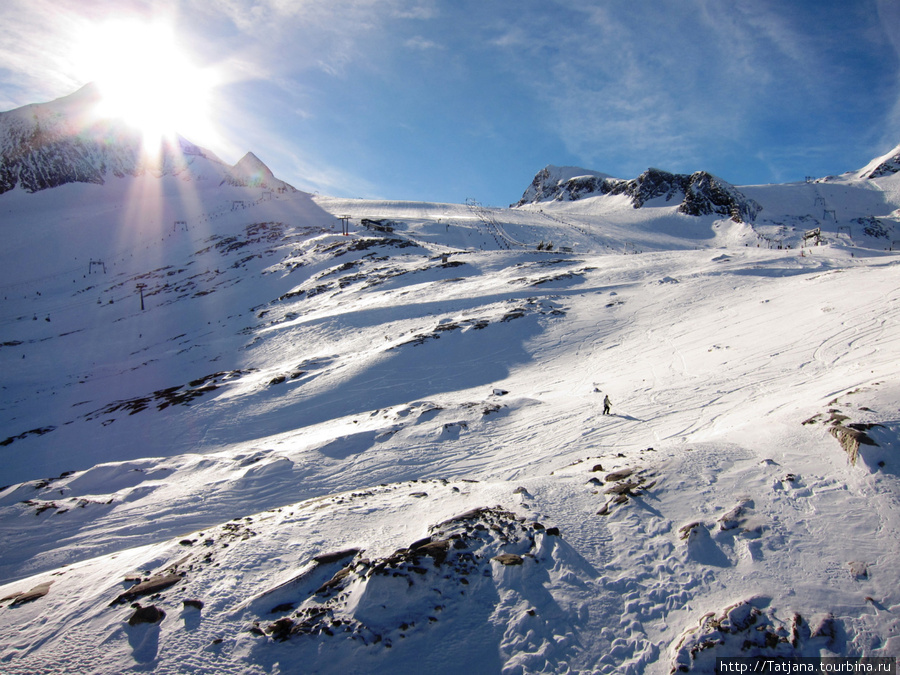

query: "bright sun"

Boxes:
[75, 19, 218, 153]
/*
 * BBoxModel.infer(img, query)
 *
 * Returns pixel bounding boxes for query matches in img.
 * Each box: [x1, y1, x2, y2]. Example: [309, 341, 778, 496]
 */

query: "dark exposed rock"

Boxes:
[604, 468, 635, 482]
[678, 522, 704, 540]
[128, 604, 166, 626]
[0, 426, 57, 447]
[314, 566, 354, 596]
[5, 581, 53, 607]
[266, 616, 295, 641]
[411, 539, 452, 566]
[111, 574, 182, 606]
[828, 420, 879, 465]
[313, 548, 362, 565]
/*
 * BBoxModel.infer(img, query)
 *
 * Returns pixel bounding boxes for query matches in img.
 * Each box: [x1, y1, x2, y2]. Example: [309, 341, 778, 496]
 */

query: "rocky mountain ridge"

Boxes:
[517, 165, 763, 223]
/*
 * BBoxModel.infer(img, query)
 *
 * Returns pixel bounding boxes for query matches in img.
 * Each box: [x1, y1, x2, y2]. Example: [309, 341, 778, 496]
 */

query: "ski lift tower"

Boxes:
[338, 215, 352, 236]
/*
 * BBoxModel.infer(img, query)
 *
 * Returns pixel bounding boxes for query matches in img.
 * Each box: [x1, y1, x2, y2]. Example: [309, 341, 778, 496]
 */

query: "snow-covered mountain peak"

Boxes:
[0, 85, 293, 194]
[227, 150, 294, 191]
[855, 141, 900, 179]
[517, 165, 762, 223]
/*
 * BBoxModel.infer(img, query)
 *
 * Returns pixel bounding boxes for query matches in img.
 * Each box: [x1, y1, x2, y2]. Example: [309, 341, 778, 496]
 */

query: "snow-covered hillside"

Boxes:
[1, 89, 900, 674]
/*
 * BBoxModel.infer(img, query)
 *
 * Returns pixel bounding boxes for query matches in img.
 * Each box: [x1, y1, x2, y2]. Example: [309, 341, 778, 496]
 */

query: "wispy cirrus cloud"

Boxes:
[479, 0, 896, 180]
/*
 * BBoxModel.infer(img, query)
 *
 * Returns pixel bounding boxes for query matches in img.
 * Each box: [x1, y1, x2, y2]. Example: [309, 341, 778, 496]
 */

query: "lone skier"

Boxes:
[602, 394, 612, 415]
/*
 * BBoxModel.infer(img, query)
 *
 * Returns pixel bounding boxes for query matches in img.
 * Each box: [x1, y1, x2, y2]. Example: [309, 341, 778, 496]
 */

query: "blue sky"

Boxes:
[1, 0, 900, 206]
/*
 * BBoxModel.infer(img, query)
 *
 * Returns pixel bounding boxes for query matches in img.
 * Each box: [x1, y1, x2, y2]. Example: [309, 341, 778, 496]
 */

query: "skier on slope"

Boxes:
[593, 387, 612, 415]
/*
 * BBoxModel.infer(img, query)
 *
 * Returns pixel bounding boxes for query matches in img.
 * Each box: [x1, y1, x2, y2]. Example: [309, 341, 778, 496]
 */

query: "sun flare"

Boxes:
[75, 19, 219, 154]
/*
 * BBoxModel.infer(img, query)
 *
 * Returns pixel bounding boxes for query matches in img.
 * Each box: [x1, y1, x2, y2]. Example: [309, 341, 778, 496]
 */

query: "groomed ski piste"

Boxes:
[2, 134, 900, 673]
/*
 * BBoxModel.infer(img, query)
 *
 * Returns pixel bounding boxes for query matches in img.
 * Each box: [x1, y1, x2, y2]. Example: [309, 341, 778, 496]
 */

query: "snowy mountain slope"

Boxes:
[2, 89, 900, 672]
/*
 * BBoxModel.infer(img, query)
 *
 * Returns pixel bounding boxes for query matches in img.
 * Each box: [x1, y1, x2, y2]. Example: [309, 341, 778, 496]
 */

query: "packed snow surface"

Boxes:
[1, 156, 900, 673]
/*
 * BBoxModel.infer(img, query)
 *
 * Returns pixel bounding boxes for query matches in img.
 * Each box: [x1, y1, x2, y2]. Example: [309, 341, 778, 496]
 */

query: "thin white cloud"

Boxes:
[405, 36, 443, 51]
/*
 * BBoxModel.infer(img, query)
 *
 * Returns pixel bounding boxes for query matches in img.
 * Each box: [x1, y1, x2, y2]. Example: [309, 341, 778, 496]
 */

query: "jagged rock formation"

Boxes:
[0, 83, 293, 194]
[516, 166, 616, 204]
[517, 165, 762, 222]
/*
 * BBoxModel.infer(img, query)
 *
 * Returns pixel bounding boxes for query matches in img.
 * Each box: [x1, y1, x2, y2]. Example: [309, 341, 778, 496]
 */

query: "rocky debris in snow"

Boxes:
[509, 264, 595, 287]
[203, 222, 290, 255]
[829, 422, 880, 466]
[19, 496, 113, 516]
[852, 216, 893, 239]
[270, 248, 467, 311]
[670, 597, 840, 672]
[0, 425, 57, 448]
[803, 394, 884, 466]
[389, 300, 563, 350]
[84, 369, 253, 422]
[596, 467, 656, 515]
[254, 506, 558, 647]
[717, 499, 754, 531]
[678, 522, 705, 541]
[847, 561, 869, 580]
[317, 237, 419, 258]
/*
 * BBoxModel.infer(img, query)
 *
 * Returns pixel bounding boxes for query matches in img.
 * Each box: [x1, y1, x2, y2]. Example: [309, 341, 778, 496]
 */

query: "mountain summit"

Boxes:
[0, 84, 293, 194]
[226, 151, 291, 190]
